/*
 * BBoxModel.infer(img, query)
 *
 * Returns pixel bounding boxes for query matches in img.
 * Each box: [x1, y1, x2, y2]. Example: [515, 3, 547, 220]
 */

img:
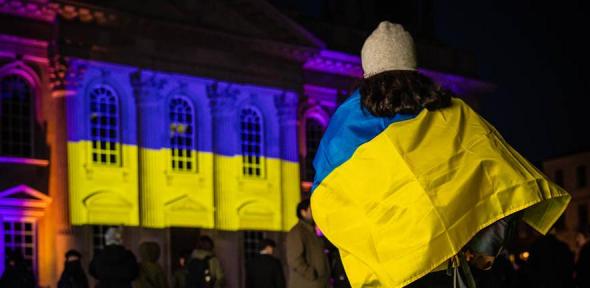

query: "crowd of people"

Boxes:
[475, 227, 590, 288]
[0, 199, 589, 287]
[0, 199, 348, 288]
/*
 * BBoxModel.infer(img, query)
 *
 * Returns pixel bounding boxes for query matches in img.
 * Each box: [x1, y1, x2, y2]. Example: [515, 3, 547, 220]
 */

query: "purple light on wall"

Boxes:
[304, 50, 494, 98]
[304, 50, 363, 78]
[419, 68, 495, 97]
[0, 156, 49, 166]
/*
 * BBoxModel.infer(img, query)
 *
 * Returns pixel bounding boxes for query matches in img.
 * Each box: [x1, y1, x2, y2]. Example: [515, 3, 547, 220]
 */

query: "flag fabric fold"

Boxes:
[311, 91, 570, 288]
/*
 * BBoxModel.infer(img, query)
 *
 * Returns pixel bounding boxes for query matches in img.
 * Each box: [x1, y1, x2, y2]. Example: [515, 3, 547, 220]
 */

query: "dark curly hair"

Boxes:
[359, 70, 453, 117]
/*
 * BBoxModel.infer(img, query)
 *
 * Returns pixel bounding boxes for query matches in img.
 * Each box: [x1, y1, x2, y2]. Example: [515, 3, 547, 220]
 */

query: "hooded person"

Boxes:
[136, 241, 168, 288]
[58, 249, 89, 288]
[186, 235, 225, 288]
[89, 227, 139, 288]
[310, 21, 571, 288]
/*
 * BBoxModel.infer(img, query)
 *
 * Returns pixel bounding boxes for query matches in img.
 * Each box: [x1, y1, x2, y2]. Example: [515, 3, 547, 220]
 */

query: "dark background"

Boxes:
[271, 0, 590, 165]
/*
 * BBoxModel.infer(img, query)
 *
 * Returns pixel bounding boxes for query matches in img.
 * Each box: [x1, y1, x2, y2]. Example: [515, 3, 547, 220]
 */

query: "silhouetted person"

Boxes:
[171, 250, 191, 288]
[0, 249, 35, 288]
[286, 199, 330, 288]
[136, 241, 168, 288]
[58, 249, 89, 288]
[528, 231, 574, 288]
[246, 238, 285, 288]
[186, 235, 225, 288]
[89, 227, 139, 288]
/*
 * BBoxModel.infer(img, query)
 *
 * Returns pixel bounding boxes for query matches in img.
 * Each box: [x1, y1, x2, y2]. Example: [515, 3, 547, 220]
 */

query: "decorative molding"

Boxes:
[419, 68, 496, 95]
[48, 52, 88, 98]
[57, 3, 118, 26]
[0, 0, 58, 22]
[0, 156, 49, 166]
[0, 184, 52, 209]
[129, 70, 167, 104]
[304, 50, 363, 78]
[206, 82, 238, 115]
[274, 92, 298, 125]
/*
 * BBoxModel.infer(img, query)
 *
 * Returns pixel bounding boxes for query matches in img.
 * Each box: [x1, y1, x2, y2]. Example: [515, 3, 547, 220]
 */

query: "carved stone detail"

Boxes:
[48, 46, 87, 98]
[129, 70, 167, 104]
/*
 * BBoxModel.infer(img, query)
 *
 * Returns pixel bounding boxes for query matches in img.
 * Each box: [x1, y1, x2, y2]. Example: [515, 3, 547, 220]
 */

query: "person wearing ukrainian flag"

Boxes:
[310, 21, 571, 288]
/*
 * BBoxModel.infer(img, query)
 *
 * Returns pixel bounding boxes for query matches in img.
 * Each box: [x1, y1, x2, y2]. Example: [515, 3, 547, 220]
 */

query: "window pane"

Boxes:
[240, 108, 264, 177]
[169, 97, 196, 172]
[89, 85, 120, 166]
[0, 75, 34, 157]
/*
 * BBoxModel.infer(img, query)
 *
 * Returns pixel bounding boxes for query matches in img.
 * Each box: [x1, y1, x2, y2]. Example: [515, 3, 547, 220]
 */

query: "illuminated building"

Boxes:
[543, 152, 590, 248]
[0, 1, 493, 287]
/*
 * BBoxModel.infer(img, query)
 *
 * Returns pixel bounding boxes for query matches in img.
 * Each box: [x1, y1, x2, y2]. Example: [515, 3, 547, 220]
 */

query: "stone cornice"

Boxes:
[129, 69, 167, 104]
[304, 50, 363, 78]
[206, 82, 238, 115]
[54, 1, 320, 63]
[0, 0, 58, 22]
[48, 49, 87, 97]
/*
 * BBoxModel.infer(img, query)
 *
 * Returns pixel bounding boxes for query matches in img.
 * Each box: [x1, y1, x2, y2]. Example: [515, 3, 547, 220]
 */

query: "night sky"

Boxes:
[272, 0, 590, 165]
[433, 0, 590, 165]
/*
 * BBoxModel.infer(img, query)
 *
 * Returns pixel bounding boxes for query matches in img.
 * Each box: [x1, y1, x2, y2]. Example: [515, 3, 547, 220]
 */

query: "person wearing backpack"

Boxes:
[186, 236, 225, 288]
[136, 241, 168, 288]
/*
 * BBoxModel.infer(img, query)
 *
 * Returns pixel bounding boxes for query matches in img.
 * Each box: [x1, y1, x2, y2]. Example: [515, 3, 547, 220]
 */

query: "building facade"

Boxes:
[543, 152, 590, 248]
[0, 1, 493, 287]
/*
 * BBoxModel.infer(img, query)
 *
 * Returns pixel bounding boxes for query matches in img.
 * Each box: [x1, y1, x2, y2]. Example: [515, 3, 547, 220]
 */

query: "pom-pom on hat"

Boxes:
[361, 21, 417, 78]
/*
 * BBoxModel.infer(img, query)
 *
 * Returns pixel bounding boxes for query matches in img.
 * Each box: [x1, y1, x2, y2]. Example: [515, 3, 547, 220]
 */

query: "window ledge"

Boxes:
[0, 156, 49, 167]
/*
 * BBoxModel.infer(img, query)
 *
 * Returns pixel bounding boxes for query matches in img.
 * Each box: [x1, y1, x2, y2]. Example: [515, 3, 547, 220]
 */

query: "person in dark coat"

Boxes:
[286, 199, 330, 288]
[0, 249, 35, 288]
[136, 241, 168, 288]
[187, 235, 225, 288]
[58, 249, 89, 288]
[89, 227, 139, 288]
[245, 238, 285, 288]
[170, 250, 191, 288]
[527, 231, 575, 288]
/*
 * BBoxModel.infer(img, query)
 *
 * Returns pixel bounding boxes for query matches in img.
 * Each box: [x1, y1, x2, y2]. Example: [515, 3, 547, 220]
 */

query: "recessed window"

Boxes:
[303, 117, 325, 182]
[579, 204, 588, 230]
[89, 85, 121, 166]
[92, 225, 114, 255]
[577, 165, 587, 188]
[3, 220, 36, 274]
[169, 97, 196, 172]
[240, 107, 264, 178]
[243, 231, 264, 261]
[554, 169, 564, 187]
[0, 75, 34, 157]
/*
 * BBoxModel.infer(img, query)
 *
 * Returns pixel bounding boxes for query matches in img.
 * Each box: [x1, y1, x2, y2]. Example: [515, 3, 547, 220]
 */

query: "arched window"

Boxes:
[0, 75, 34, 157]
[169, 97, 196, 172]
[303, 117, 325, 182]
[240, 107, 264, 178]
[89, 85, 121, 166]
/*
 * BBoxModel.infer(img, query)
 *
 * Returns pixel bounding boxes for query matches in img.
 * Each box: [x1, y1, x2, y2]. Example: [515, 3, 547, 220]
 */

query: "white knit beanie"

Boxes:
[361, 21, 417, 78]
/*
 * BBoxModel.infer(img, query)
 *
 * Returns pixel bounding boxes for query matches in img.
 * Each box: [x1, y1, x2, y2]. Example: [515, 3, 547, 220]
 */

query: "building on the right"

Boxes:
[543, 151, 590, 248]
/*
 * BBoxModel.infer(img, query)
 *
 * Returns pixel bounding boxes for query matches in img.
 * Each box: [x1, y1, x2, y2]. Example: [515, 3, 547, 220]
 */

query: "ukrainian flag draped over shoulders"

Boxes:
[311, 90, 571, 288]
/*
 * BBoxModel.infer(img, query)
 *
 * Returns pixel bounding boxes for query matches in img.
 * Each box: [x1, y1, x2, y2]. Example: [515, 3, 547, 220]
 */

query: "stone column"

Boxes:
[207, 82, 238, 230]
[130, 70, 167, 227]
[274, 92, 300, 230]
[47, 51, 87, 285]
